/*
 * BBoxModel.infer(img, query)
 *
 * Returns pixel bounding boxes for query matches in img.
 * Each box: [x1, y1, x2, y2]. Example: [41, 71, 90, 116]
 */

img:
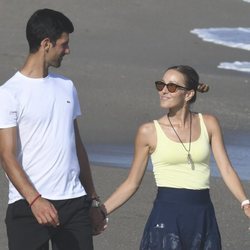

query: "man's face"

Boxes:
[47, 32, 70, 68]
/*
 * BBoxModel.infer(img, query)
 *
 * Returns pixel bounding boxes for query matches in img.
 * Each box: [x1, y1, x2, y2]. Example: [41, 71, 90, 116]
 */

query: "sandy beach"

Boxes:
[0, 166, 250, 250]
[92, 166, 250, 250]
[0, 0, 250, 249]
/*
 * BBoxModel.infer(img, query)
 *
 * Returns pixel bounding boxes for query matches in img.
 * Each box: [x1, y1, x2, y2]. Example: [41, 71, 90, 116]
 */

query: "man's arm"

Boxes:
[74, 120, 107, 234]
[0, 127, 40, 203]
[74, 120, 98, 198]
[0, 127, 59, 227]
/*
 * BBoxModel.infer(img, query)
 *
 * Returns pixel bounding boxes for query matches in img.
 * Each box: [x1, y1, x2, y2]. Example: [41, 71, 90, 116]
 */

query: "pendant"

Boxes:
[187, 153, 195, 170]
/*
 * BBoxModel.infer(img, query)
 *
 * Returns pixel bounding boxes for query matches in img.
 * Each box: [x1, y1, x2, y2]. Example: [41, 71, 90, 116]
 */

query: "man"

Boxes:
[0, 9, 105, 250]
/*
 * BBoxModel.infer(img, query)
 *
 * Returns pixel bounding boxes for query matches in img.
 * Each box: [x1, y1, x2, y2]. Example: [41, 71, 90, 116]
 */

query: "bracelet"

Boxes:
[241, 199, 250, 209]
[29, 194, 42, 207]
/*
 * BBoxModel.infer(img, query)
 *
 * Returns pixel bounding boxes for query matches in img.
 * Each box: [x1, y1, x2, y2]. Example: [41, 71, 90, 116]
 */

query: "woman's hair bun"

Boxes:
[197, 83, 209, 93]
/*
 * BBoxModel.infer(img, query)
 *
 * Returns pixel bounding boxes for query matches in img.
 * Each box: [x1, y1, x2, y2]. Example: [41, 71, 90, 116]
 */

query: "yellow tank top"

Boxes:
[151, 113, 210, 189]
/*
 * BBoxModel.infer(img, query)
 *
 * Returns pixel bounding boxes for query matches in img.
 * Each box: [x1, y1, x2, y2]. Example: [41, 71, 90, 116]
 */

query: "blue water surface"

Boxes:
[86, 132, 250, 181]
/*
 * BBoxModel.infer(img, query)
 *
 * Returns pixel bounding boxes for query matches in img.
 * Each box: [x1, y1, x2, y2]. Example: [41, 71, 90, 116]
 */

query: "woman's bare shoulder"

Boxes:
[137, 121, 156, 135]
[201, 113, 220, 125]
[200, 113, 221, 135]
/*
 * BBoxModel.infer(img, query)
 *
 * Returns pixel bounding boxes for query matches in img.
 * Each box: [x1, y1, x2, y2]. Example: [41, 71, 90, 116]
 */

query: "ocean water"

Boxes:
[191, 27, 250, 73]
[86, 131, 250, 180]
[191, 0, 250, 74]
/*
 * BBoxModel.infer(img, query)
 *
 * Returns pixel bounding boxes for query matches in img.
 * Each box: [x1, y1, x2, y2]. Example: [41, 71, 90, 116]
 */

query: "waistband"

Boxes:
[156, 187, 211, 205]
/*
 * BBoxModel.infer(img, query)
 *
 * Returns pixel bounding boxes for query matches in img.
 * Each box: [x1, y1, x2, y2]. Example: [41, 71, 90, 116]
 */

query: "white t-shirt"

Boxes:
[0, 72, 87, 203]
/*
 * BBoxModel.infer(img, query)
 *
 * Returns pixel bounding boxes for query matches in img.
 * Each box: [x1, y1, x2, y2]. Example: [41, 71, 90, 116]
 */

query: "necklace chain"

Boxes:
[167, 112, 193, 167]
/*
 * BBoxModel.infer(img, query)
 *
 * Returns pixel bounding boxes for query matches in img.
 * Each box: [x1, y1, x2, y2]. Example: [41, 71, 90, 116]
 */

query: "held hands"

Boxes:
[29, 195, 60, 227]
[89, 199, 108, 235]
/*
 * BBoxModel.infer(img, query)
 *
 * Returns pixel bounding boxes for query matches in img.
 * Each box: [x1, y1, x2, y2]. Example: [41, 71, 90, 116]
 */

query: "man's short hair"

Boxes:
[26, 9, 74, 53]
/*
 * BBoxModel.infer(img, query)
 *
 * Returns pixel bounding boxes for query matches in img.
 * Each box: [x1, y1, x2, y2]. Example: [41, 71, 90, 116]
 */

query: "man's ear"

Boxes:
[40, 38, 51, 52]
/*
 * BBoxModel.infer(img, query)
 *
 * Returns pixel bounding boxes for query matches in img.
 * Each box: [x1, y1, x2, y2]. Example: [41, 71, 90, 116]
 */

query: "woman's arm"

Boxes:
[104, 122, 155, 214]
[204, 114, 250, 217]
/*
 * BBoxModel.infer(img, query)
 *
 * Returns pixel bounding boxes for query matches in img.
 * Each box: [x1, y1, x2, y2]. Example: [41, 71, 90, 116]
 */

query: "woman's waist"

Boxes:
[156, 187, 211, 205]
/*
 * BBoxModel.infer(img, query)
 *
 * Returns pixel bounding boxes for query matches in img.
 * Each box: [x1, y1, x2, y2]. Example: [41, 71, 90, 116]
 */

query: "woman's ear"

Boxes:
[185, 89, 195, 102]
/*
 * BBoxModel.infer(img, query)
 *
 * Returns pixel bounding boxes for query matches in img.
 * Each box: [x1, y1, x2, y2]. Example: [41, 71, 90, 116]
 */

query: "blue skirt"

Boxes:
[140, 187, 221, 250]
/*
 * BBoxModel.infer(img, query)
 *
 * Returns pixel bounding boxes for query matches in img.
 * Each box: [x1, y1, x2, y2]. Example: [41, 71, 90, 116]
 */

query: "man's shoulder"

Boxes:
[0, 84, 17, 105]
[1, 71, 20, 85]
[0, 72, 20, 95]
[49, 73, 73, 83]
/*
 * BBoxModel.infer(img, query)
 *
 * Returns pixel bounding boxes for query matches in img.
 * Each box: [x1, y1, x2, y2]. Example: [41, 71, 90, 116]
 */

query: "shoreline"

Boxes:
[85, 133, 250, 181]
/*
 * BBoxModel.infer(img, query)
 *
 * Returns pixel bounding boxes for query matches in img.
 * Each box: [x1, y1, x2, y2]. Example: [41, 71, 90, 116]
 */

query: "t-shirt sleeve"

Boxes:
[72, 85, 82, 119]
[0, 89, 18, 128]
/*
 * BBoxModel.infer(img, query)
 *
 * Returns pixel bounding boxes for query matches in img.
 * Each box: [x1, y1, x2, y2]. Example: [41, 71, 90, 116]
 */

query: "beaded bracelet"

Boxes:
[29, 194, 42, 207]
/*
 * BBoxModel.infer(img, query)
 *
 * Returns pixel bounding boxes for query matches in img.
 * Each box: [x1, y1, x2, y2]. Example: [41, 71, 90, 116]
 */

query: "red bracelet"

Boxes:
[29, 194, 41, 207]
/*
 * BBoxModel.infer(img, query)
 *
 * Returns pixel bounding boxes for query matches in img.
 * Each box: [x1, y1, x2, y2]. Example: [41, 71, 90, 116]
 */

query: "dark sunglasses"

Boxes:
[155, 81, 189, 93]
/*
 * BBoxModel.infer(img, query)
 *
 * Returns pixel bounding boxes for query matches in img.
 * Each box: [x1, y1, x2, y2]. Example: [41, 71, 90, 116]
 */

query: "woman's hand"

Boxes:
[243, 204, 250, 218]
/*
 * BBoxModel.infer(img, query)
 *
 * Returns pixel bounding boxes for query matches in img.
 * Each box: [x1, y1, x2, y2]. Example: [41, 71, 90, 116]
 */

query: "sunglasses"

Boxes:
[155, 81, 189, 93]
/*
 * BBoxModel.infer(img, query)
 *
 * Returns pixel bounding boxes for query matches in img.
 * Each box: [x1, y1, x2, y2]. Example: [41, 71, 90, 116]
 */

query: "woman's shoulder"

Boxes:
[136, 121, 157, 149]
[138, 121, 156, 135]
[199, 113, 221, 132]
[200, 113, 220, 123]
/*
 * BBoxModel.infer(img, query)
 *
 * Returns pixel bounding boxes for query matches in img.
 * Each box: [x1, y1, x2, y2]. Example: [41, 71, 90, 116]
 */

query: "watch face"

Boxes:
[92, 200, 100, 207]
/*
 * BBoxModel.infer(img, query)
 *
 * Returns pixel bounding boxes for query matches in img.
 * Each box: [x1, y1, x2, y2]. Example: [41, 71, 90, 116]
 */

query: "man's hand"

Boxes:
[30, 197, 60, 227]
[89, 205, 107, 235]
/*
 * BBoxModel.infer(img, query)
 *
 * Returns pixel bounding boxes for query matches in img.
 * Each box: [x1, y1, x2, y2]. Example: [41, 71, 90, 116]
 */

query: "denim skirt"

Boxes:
[140, 187, 221, 250]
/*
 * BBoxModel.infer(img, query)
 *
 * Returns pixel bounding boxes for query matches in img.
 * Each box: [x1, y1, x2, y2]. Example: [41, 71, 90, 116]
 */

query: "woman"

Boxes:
[103, 65, 250, 249]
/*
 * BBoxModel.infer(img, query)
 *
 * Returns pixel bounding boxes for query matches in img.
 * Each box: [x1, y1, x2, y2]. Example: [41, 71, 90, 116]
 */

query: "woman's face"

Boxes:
[158, 69, 189, 109]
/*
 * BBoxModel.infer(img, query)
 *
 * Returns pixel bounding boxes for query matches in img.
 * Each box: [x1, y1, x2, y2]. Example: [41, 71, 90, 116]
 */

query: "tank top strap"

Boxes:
[153, 120, 165, 138]
[198, 113, 209, 142]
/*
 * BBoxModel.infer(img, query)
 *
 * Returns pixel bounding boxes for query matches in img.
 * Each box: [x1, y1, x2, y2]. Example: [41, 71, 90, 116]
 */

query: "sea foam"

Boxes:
[191, 28, 250, 73]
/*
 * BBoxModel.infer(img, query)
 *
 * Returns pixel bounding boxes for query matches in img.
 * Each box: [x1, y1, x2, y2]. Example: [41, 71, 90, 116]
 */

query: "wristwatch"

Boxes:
[91, 198, 108, 219]
[91, 198, 101, 208]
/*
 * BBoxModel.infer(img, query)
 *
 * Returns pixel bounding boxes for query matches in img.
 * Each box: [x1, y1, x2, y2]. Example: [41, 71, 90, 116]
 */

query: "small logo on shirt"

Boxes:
[67, 100, 71, 103]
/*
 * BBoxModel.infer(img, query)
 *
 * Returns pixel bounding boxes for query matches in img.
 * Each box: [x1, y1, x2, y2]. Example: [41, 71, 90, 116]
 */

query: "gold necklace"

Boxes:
[167, 112, 195, 170]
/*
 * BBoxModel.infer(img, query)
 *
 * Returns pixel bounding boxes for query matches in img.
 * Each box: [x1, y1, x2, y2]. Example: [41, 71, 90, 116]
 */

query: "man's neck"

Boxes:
[20, 53, 49, 78]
